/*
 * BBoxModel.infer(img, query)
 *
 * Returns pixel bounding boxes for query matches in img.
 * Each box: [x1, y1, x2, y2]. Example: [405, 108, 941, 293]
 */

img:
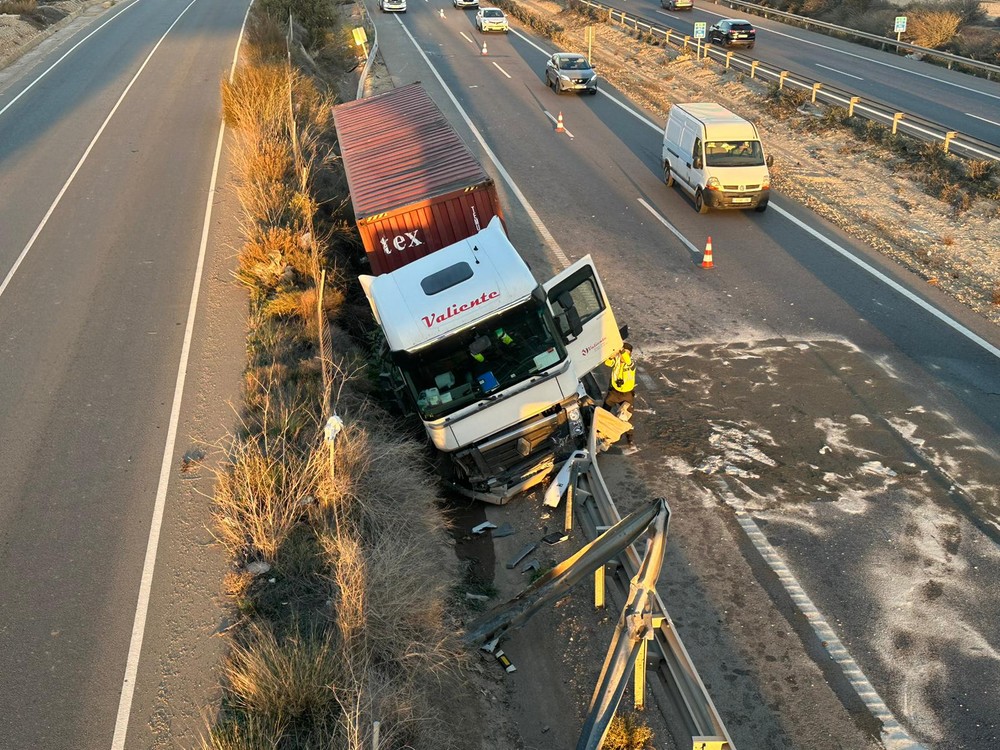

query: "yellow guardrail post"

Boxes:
[848, 96, 860, 117]
[892, 112, 905, 134]
[683, 34, 691, 51]
[725, 51, 734, 69]
[633, 615, 665, 710]
[778, 71, 789, 89]
[811, 82, 822, 102]
[750, 60, 760, 78]
[594, 564, 605, 609]
[943, 131, 958, 153]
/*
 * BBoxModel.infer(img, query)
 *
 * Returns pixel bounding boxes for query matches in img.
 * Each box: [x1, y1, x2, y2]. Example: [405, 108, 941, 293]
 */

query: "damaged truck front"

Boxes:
[360, 217, 622, 503]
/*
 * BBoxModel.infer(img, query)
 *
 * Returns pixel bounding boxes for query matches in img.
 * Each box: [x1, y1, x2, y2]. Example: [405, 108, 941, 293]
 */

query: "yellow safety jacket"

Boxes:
[605, 350, 636, 393]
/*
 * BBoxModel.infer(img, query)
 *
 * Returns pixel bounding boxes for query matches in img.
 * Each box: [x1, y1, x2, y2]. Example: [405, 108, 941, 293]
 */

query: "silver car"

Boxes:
[545, 53, 598, 95]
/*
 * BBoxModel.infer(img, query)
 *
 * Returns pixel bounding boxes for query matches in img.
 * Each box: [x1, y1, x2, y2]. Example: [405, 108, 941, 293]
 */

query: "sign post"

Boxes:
[893, 16, 907, 43]
[352, 26, 369, 58]
[693, 21, 706, 59]
[586, 25, 595, 62]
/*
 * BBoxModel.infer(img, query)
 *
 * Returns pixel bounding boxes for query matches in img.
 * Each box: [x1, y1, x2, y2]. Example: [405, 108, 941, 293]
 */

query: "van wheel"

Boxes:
[754, 200, 768, 213]
[695, 190, 709, 214]
[663, 164, 674, 187]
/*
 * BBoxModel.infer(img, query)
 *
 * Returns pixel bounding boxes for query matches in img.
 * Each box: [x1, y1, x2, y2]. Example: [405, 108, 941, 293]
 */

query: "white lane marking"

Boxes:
[543, 109, 574, 139]
[966, 112, 1000, 128]
[509, 28, 663, 130]
[460, 31, 474, 44]
[1, 0, 197, 300]
[109, 3, 253, 748]
[492, 61, 512, 78]
[395, 17, 571, 268]
[771, 202, 1000, 360]
[0, 0, 143, 120]
[696, 7, 1000, 102]
[654, 10, 681, 19]
[815, 62, 863, 80]
[712, 480, 926, 749]
[637, 198, 699, 255]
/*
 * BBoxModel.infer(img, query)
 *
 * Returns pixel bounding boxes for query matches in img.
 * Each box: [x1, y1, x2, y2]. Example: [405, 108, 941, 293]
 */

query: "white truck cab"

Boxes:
[662, 102, 771, 214]
[360, 217, 622, 503]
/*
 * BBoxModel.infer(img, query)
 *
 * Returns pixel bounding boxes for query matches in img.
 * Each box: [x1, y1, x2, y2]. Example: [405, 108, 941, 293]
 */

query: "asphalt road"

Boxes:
[603, 0, 1000, 145]
[370, 4, 1000, 747]
[0, 0, 249, 747]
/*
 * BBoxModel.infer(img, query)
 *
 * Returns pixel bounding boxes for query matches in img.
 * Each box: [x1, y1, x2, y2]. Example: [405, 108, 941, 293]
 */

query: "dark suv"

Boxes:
[708, 19, 756, 49]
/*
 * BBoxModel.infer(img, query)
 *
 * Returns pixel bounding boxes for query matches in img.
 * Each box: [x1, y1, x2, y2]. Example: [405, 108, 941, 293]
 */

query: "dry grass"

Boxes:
[0, 0, 36, 14]
[603, 711, 655, 749]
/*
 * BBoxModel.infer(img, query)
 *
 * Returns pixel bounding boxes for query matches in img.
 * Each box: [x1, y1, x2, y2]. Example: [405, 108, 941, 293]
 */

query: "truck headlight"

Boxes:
[566, 402, 585, 437]
[706, 176, 721, 190]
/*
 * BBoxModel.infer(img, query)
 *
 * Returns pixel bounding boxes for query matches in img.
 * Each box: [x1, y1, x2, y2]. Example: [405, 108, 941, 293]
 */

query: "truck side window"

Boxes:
[692, 137, 703, 168]
[548, 268, 604, 339]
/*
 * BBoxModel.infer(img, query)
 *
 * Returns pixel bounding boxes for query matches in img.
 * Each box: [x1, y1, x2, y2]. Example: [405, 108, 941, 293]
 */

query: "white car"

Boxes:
[380, 0, 406, 11]
[476, 7, 509, 33]
[454, 0, 479, 7]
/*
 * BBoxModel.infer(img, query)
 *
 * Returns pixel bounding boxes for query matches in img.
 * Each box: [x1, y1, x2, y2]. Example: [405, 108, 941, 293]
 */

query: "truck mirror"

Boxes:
[766, 154, 774, 168]
[619, 323, 629, 340]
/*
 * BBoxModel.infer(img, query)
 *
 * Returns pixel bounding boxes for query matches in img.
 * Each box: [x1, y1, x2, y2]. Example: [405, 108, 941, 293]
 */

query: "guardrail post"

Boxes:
[725, 51, 734, 69]
[683, 34, 691, 51]
[811, 82, 822, 102]
[633, 615, 664, 710]
[943, 131, 958, 153]
[848, 96, 860, 117]
[892, 112, 904, 134]
[594, 564, 605, 609]
[778, 71, 789, 89]
[750, 60, 760, 78]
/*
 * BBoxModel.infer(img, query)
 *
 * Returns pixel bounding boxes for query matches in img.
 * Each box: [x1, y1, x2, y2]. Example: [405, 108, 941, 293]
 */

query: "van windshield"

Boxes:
[395, 299, 567, 420]
[704, 140, 764, 167]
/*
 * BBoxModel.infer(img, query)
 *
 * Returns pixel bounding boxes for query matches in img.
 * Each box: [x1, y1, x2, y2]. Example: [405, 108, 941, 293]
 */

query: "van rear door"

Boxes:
[543, 256, 623, 376]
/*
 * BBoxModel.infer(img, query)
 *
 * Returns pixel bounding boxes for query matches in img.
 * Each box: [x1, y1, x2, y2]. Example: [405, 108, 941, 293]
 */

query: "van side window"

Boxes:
[692, 137, 703, 168]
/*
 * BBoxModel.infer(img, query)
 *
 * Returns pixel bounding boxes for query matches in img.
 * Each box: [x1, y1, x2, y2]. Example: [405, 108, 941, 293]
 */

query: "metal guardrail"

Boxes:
[573, 0, 1000, 162]
[578, 417, 735, 749]
[707, 0, 1000, 80]
[357, 2, 380, 100]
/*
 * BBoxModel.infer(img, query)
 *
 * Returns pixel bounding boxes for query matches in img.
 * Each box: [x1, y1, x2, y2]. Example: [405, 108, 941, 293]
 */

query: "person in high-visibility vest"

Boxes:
[603, 342, 638, 454]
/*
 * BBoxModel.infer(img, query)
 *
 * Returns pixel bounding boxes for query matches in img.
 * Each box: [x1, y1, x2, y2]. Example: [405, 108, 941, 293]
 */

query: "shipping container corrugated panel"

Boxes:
[333, 84, 492, 218]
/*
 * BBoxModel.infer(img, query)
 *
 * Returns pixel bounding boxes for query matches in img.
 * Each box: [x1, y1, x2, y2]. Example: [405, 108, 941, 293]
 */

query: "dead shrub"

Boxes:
[0, 0, 35, 13]
[263, 285, 345, 323]
[603, 711, 655, 749]
[965, 159, 994, 182]
[244, 11, 287, 63]
[237, 225, 308, 290]
[907, 10, 962, 48]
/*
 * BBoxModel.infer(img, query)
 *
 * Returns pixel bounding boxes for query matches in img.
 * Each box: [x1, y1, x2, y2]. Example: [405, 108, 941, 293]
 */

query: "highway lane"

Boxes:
[612, 0, 1000, 144]
[369, 4, 1000, 746]
[0, 0, 248, 747]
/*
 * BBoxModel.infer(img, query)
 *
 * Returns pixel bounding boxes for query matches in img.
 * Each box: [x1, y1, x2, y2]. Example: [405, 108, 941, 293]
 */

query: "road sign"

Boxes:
[894, 16, 907, 33]
[352, 26, 368, 46]
[693, 21, 707, 39]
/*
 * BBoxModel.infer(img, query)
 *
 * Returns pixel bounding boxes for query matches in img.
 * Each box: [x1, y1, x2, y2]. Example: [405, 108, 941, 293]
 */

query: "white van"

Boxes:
[661, 102, 771, 213]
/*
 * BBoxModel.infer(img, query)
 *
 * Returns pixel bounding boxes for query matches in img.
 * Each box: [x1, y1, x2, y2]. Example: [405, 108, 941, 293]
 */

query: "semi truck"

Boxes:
[333, 84, 506, 275]
[359, 216, 623, 503]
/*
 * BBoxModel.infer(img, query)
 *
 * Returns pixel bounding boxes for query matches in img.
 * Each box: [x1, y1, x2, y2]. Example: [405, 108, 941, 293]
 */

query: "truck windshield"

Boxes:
[704, 140, 764, 167]
[396, 300, 566, 420]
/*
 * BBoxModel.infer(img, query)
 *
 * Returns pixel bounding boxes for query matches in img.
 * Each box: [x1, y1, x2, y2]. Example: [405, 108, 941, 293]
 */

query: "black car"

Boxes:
[708, 19, 756, 49]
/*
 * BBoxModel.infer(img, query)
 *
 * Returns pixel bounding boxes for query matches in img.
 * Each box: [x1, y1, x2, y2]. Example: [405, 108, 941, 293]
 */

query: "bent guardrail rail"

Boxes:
[572, 0, 1000, 162]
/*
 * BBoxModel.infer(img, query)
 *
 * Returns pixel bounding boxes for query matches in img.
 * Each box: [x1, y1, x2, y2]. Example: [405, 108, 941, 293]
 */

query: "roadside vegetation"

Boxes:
[0, 0, 36, 16]
[204, 3, 469, 747]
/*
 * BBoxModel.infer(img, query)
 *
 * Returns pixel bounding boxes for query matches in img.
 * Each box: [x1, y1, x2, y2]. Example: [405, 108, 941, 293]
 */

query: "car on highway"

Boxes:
[661, 0, 693, 10]
[708, 19, 756, 48]
[380, 0, 406, 11]
[544, 53, 598, 95]
[454, 0, 478, 8]
[476, 7, 509, 32]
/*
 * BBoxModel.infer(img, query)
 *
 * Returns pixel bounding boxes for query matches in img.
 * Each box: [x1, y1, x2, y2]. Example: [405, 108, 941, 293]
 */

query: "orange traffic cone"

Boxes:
[481, 41, 487, 55]
[556, 112, 565, 133]
[701, 236, 715, 269]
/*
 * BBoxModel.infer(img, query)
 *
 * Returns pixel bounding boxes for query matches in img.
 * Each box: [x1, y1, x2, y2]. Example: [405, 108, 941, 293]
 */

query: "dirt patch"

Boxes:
[0, 0, 105, 69]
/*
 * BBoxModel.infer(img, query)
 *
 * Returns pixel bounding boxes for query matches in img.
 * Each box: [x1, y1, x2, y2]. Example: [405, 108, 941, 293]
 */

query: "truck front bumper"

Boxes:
[705, 187, 769, 210]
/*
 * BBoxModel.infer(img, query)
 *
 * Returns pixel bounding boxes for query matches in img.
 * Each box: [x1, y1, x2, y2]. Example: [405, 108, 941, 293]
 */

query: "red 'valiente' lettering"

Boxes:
[421, 291, 500, 328]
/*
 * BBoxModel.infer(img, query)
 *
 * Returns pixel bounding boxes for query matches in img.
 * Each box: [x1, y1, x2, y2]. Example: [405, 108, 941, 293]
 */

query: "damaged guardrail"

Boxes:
[462, 409, 734, 750]
[572, 0, 1000, 162]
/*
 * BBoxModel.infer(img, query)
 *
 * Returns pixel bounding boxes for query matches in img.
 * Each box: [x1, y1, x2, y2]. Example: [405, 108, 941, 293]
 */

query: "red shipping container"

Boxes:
[333, 84, 506, 275]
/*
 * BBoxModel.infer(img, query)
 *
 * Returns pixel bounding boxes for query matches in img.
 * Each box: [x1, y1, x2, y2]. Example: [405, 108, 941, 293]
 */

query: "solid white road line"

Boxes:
[0, 0, 143, 120]
[460, 31, 474, 44]
[815, 62, 863, 80]
[492, 61, 512, 78]
[394, 17, 571, 269]
[109, 2, 253, 748]
[966, 112, 1000, 128]
[637, 198, 699, 255]
[0, 0, 203, 300]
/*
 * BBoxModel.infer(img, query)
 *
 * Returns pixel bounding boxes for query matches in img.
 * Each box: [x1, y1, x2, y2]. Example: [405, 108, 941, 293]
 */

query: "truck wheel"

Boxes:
[754, 200, 768, 213]
[695, 189, 709, 214]
[663, 164, 674, 187]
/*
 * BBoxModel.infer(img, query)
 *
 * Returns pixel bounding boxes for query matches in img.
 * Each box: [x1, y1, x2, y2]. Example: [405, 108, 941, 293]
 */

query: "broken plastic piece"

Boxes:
[541, 531, 569, 545]
[492, 522, 515, 538]
[472, 520, 498, 535]
[506, 542, 538, 569]
[494, 649, 517, 673]
[521, 558, 540, 573]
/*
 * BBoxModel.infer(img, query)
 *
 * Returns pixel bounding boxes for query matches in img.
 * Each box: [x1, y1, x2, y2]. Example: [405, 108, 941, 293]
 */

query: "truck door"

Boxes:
[543, 255, 623, 376]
